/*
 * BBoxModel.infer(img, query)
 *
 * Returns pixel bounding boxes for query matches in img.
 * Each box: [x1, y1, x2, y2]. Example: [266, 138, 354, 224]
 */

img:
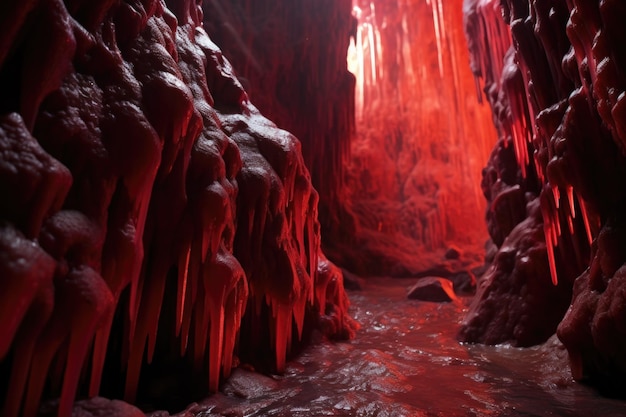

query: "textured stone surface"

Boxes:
[0, 0, 355, 415]
[462, 0, 626, 393]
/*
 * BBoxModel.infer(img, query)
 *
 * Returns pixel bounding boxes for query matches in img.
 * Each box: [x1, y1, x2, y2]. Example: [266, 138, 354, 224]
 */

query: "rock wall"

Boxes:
[338, 0, 497, 276]
[201, 0, 357, 263]
[0, 0, 355, 415]
[461, 0, 626, 391]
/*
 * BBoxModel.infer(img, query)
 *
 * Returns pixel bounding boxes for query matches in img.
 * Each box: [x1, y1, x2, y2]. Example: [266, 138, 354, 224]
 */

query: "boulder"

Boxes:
[407, 277, 458, 302]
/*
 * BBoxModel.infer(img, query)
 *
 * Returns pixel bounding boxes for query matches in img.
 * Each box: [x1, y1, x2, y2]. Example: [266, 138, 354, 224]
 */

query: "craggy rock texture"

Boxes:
[459, 199, 574, 346]
[462, 0, 626, 392]
[459, 0, 589, 347]
[0, 0, 355, 415]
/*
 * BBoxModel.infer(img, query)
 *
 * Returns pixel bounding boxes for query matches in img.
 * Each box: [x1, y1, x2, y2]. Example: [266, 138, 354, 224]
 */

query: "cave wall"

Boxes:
[339, 0, 498, 276]
[461, 0, 626, 389]
[201, 0, 358, 265]
[0, 0, 355, 415]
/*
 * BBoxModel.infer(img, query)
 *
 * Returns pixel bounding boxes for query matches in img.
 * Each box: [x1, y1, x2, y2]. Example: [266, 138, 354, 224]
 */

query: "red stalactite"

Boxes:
[464, 0, 626, 392]
[0, 0, 356, 414]
[458, 0, 589, 346]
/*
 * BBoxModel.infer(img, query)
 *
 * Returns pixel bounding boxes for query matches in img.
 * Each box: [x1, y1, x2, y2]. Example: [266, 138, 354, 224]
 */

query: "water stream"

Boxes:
[173, 278, 626, 416]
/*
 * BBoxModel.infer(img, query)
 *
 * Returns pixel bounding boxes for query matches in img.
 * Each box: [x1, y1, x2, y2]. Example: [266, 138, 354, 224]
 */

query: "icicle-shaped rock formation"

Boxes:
[0, 0, 356, 415]
[461, 0, 626, 392]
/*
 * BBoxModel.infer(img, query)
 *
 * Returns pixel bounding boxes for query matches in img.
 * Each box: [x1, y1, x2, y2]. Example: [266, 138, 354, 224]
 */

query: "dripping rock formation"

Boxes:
[201, 0, 360, 275]
[0, 0, 355, 415]
[3, 0, 626, 413]
[460, 0, 626, 395]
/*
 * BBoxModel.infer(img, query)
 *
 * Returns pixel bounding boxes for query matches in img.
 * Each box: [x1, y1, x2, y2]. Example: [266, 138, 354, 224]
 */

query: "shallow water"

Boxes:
[180, 278, 626, 416]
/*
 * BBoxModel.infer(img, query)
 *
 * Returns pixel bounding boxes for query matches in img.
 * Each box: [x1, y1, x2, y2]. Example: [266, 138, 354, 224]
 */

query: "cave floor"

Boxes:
[169, 278, 626, 417]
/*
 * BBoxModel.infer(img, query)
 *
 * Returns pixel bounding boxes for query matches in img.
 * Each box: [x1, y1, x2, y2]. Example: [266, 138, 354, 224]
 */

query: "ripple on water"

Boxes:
[179, 279, 626, 417]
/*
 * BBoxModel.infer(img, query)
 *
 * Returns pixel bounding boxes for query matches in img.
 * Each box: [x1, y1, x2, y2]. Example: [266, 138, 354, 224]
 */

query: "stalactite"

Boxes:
[0, 0, 355, 415]
[465, 0, 626, 392]
[426, 0, 444, 77]
[459, 0, 589, 346]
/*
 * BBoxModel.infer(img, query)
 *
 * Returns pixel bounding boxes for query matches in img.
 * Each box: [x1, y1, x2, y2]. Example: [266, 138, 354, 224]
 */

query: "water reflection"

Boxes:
[177, 278, 626, 416]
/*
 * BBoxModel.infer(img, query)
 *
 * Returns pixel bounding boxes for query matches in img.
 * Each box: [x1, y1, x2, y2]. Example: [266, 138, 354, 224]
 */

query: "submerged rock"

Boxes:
[221, 368, 279, 399]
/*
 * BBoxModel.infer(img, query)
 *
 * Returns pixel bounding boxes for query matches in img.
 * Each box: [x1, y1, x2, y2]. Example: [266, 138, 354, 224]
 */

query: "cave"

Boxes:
[2, 0, 626, 415]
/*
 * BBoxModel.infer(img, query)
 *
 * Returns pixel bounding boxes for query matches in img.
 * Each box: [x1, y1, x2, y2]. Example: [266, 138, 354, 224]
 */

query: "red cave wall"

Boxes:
[0, 0, 355, 415]
[461, 0, 626, 391]
[201, 0, 357, 262]
[4, 0, 626, 412]
[341, 0, 498, 276]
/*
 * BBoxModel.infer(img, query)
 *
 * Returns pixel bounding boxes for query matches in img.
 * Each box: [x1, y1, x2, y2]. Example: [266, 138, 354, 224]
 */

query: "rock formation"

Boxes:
[0, 0, 355, 415]
[202, 0, 358, 263]
[460, 0, 626, 393]
[3, 0, 626, 412]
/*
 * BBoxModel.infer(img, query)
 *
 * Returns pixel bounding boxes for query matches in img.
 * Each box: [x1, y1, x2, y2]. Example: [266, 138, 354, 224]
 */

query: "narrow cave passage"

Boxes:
[153, 1, 626, 415]
[340, 0, 497, 278]
[191, 1, 626, 416]
[202, 0, 499, 278]
[3, 0, 626, 416]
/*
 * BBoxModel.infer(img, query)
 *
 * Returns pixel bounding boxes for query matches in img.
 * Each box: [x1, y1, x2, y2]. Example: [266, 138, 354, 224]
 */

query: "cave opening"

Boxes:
[2, 0, 626, 416]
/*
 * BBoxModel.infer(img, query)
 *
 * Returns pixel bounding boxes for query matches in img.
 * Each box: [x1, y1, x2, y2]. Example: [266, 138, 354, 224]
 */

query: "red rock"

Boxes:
[407, 277, 458, 303]
[465, 0, 626, 394]
[0, 0, 355, 414]
[444, 246, 462, 260]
